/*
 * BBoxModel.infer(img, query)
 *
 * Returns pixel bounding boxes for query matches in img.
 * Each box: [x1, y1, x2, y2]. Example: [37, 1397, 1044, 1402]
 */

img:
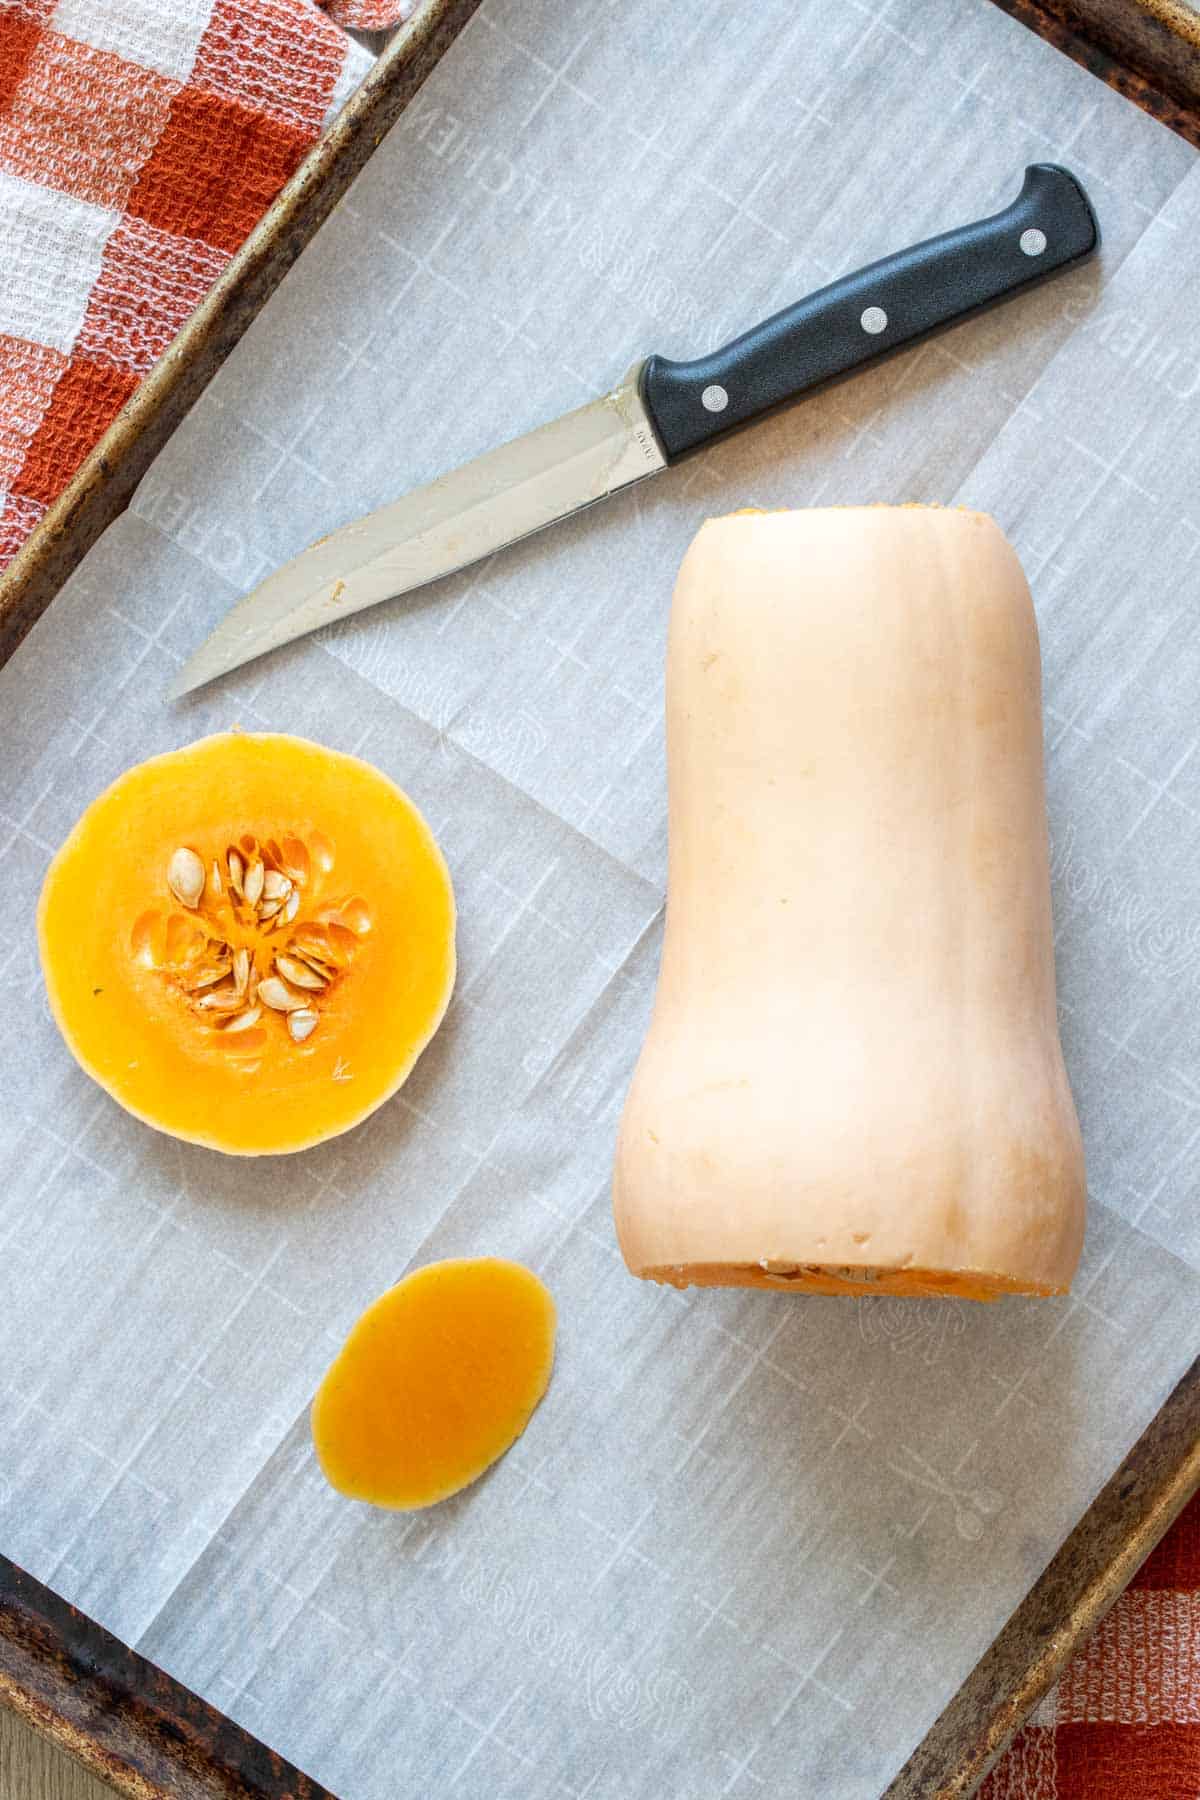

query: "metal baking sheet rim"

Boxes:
[0, 1, 1197, 1796]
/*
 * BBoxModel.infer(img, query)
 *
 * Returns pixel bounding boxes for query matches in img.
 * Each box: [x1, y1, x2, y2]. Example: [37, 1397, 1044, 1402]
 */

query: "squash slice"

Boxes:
[38, 731, 455, 1155]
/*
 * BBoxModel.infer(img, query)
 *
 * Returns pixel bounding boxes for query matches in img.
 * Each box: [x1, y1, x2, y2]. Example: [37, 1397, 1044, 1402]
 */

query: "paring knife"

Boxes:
[170, 163, 1098, 698]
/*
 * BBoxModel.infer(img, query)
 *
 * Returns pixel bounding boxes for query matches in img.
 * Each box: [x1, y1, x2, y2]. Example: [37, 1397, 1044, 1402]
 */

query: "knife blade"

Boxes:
[170, 163, 1097, 698]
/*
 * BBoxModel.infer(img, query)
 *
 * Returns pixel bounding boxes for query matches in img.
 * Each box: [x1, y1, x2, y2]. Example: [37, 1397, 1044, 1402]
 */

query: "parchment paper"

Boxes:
[3, 3, 1199, 1795]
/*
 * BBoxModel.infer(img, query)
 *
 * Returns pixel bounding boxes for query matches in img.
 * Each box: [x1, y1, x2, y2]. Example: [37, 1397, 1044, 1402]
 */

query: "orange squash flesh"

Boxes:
[37, 731, 455, 1155]
[614, 507, 1086, 1301]
[312, 1259, 556, 1509]
[645, 1263, 1059, 1302]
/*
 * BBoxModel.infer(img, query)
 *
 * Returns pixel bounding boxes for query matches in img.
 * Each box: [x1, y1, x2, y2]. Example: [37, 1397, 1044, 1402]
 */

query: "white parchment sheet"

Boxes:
[2, 2, 1199, 1795]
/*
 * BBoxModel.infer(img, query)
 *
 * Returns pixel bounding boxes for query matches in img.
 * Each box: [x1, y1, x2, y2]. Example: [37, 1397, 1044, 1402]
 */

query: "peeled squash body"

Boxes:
[38, 732, 455, 1155]
[614, 509, 1085, 1301]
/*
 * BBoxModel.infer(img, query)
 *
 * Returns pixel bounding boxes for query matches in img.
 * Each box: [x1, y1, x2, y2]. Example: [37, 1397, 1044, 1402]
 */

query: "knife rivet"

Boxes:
[701, 384, 729, 413]
[1020, 228, 1047, 257]
[860, 306, 888, 335]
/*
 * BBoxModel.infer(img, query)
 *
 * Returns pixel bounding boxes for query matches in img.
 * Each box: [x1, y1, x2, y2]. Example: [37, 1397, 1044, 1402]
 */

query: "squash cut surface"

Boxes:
[312, 1259, 556, 1509]
[646, 1263, 1061, 1302]
[38, 731, 455, 1155]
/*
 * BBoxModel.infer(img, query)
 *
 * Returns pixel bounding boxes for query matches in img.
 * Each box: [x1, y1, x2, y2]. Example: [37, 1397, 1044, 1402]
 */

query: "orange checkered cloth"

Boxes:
[983, 1488, 1200, 1798]
[324, 0, 407, 26]
[0, 0, 392, 572]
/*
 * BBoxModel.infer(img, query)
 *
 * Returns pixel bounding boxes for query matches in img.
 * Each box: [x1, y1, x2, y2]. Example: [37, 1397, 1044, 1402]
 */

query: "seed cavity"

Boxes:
[137, 828, 342, 1053]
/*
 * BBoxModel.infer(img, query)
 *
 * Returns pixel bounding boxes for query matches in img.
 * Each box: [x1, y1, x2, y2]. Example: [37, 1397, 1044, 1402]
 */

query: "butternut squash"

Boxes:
[613, 508, 1085, 1300]
[38, 731, 455, 1155]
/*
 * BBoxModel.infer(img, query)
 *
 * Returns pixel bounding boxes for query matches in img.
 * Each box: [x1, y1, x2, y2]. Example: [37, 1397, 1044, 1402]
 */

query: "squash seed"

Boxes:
[243, 859, 265, 907]
[283, 889, 300, 924]
[326, 923, 360, 963]
[233, 948, 250, 997]
[288, 1008, 318, 1042]
[257, 975, 305, 1012]
[258, 897, 283, 921]
[167, 847, 205, 909]
[227, 850, 244, 897]
[288, 947, 336, 983]
[188, 961, 233, 991]
[262, 870, 291, 902]
[196, 984, 243, 1012]
[289, 935, 332, 962]
[275, 954, 325, 991]
[280, 836, 310, 883]
[210, 859, 223, 897]
[285, 950, 334, 986]
[222, 1005, 262, 1033]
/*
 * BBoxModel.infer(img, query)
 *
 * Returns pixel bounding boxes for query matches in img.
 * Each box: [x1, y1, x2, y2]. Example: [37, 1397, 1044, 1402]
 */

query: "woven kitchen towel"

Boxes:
[984, 1487, 1200, 1798]
[324, 0, 410, 27]
[0, 0, 372, 572]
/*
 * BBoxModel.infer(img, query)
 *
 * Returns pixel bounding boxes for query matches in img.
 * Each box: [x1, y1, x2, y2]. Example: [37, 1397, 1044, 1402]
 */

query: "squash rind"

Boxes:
[613, 508, 1086, 1300]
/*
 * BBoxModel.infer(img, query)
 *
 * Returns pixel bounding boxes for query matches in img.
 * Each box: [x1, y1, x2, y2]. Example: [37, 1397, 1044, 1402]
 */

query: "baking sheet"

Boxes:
[2, 2, 1199, 1796]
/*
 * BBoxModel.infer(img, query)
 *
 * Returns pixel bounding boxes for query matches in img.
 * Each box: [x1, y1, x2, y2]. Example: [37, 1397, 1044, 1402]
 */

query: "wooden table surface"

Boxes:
[0, 1709, 113, 1800]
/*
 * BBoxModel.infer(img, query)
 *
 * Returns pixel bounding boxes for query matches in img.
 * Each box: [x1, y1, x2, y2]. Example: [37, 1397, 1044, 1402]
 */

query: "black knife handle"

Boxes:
[640, 163, 1098, 461]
